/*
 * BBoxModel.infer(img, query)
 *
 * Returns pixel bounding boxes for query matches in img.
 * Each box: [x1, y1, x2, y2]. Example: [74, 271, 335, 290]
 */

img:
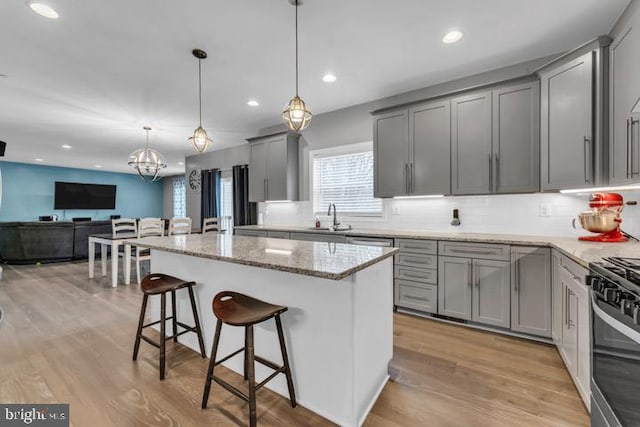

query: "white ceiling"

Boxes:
[0, 0, 630, 176]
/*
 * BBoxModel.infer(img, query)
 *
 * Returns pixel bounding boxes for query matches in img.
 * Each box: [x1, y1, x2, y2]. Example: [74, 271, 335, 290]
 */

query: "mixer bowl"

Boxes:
[576, 210, 620, 233]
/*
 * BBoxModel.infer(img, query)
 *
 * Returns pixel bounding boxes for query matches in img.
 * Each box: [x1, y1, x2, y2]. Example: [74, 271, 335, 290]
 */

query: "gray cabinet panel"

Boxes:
[394, 265, 437, 285]
[395, 239, 437, 254]
[540, 53, 593, 190]
[249, 142, 267, 202]
[492, 81, 540, 193]
[395, 280, 437, 313]
[451, 91, 492, 195]
[235, 229, 268, 238]
[409, 100, 451, 195]
[289, 232, 346, 243]
[266, 231, 290, 239]
[374, 110, 409, 198]
[472, 259, 511, 328]
[551, 250, 563, 345]
[438, 256, 472, 320]
[511, 246, 552, 337]
[610, 16, 640, 185]
[395, 253, 437, 269]
[266, 136, 288, 201]
[438, 241, 510, 261]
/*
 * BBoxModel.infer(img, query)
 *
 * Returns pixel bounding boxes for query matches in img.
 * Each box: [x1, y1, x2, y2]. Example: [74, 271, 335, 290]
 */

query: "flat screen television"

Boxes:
[54, 182, 117, 210]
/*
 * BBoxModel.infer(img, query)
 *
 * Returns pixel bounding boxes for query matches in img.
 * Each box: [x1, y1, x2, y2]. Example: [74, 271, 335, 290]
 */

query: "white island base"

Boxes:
[149, 250, 393, 427]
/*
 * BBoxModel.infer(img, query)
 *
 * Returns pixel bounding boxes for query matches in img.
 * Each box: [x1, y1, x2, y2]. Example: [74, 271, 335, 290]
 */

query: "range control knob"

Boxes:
[633, 302, 640, 325]
[598, 281, 617, 295]
[604, 287, 621, 305]
[620, 293, 637, 315]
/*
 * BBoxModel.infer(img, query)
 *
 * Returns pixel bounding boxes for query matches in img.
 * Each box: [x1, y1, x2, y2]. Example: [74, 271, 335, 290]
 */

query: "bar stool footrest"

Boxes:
[213, 376, 249, 403]
[214, 347, 245, 367]
[254, 355, 283, 372]
[140, 335, 161, 349]
[142, 317, 174, 329]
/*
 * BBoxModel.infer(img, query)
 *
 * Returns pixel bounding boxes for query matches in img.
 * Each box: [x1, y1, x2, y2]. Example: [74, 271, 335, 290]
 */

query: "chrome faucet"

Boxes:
[328, 203, 340, 229]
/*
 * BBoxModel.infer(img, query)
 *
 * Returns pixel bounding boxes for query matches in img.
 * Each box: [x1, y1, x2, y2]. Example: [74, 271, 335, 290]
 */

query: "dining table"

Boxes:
[88, 233, 136, 287]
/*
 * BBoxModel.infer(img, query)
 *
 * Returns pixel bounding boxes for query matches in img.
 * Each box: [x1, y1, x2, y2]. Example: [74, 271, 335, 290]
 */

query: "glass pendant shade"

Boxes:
[282, 95, 312, 132]
[188, 125, 212, 153]
[128, 127, 167, 182]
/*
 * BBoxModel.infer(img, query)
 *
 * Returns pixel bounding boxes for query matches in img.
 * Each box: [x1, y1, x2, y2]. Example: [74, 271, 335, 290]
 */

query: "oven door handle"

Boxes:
[592, 292, 640, 344]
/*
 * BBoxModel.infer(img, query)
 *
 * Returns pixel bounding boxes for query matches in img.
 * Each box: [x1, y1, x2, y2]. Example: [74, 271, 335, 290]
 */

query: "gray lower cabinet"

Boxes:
[409, 100, 451, 195]
[492, 81, 540, 193]
[289, 232, 346, 243]
[609, 8, 640, 185]
[374, 110, 409, 198]
[511, 246, 552, 338]
[540, 52, 594, 190]
[472, 259, 511, 328]
[395, 280, 437, 313]
[451, 91, 493, 195]
[235, 229, 268, 238]
[438, 256, 472, 320]
[266, 231, 290, 239]
[551, 250, 564, 345]
[247, 132, 299, 202]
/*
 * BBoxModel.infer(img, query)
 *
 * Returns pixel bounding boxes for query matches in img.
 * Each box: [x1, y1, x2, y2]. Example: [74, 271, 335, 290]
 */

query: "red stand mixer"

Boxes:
[573, 193, 628, 243]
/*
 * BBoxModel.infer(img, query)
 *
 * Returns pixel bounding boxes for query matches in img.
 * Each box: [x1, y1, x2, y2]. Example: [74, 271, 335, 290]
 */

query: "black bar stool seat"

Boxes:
[201, 291, 297, 427]
[133, 273, 206, 380]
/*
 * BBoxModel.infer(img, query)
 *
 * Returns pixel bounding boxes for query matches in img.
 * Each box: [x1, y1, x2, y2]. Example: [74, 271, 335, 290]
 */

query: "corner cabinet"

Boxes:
[373, 101, 451, 198]
[609, 8, 640, 185]
[510, 246, 552, 338]
[247, 132, 299, 202]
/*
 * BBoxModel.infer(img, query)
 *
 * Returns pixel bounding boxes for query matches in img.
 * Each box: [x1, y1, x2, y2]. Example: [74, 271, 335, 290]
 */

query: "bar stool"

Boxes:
[201, 291, 297, 427]
[133, 273, 206, 380]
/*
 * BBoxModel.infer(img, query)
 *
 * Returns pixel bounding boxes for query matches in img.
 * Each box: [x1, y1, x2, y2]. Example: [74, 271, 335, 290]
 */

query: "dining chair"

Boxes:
[112, 218, 137, 238]
[134, 218, 164, 285]
[168, 218, 192, 236]
[202, 217, 220, 234]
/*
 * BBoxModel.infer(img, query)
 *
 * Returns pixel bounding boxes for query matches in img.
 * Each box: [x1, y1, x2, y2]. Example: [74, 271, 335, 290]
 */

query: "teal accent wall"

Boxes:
[0, 161, 163, 221]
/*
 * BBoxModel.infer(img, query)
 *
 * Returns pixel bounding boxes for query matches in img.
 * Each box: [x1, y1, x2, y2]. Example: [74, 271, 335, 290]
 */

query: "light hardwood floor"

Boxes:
[0, 262, 589, 427]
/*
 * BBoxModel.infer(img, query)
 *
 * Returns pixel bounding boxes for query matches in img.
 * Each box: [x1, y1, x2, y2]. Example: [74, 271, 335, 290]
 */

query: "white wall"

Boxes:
[259, 190, 640, 238]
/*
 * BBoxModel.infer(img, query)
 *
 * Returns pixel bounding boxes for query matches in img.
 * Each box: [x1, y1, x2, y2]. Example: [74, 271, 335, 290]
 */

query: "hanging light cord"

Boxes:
[198, 58, 203, 126]
[295, 0, 299, 96]
[144, 127, 151, 148]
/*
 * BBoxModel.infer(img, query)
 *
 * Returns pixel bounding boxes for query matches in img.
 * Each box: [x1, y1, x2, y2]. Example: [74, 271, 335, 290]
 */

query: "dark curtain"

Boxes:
[201, 169, 221, 222]
[232, 165, 257, 226]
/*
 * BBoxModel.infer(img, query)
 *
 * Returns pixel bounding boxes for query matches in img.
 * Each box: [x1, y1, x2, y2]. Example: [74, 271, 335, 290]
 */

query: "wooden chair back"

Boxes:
[138, 218, 164, 238]
[112, 218, 137, 238]
[168, 218, 192, 236]
[202, 217, 220, 234]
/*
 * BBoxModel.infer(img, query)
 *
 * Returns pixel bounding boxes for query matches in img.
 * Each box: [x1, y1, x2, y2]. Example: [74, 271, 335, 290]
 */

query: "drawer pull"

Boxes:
[449, 249, 497, 256]
[402, 245, 432, 251]
[402, 272, 429, 279]
[403, 294, 430, 302]
[402, 257, 432, 264]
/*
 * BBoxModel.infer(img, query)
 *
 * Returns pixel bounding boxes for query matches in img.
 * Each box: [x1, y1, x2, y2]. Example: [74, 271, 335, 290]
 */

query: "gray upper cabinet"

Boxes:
[438, 256, 472, 320]
[610, 10, 640, 185]
[540, 53, 594, 190]
[247, 132, 299, 202]
[374, 110, 409, 198]
[511, 246, 552, 337]
[472, 259, 511, 328]
[451, 91, 493, 195]
[492, 81, 540, 193]
[551, 250, 563, 345]
[409, 100, 451, 195]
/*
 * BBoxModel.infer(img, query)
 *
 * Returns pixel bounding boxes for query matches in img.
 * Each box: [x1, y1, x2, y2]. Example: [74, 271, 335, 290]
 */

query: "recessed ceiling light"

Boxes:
[177, 162, 184, 166]
[34, 158, 44, 162]
[94, 165, 102, 169]
[247, 100, 260, 107]
[26, 1, 59, 19]
[322, 73, 337, 83]
[61, 144, 72, 150]
[0, 74, 7, 79]
[442, 30, 463, 44]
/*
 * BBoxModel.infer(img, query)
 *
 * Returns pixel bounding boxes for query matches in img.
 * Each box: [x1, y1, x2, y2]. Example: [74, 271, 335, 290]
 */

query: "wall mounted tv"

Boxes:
[54, 182, 117, 210]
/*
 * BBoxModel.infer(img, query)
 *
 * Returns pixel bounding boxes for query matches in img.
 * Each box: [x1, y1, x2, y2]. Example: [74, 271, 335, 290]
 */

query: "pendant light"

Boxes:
[282, 0, 312, 132]
[188, 49, 212, 153]
[128, 126, 167, 182]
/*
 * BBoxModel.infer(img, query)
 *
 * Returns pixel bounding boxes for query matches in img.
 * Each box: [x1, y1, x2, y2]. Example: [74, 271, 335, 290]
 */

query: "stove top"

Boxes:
[590, 258, 640, 324]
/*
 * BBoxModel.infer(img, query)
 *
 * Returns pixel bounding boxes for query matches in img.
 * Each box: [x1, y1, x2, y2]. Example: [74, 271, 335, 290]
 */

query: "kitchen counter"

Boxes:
[127, 233, 398, 280]
[235, 225, 640, 267]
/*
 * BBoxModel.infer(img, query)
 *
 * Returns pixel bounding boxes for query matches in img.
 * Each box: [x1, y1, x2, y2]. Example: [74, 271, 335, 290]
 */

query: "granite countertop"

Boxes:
[235, 225, 640, 268]
[127, 234, 398, 281]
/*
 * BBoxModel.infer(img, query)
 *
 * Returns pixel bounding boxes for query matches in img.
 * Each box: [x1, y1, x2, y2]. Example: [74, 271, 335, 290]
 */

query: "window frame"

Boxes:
[309, 141, 383, 219]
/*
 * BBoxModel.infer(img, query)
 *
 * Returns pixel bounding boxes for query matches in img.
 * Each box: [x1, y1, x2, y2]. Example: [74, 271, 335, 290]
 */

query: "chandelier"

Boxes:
[128, 126, 167, 182]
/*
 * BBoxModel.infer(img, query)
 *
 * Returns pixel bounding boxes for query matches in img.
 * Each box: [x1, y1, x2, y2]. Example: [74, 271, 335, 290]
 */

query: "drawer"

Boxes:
[559, 253, 588, 279]
[395, 253, 437, 269]
[235, 230, 268, 238]
[267, 231, 290, 239]
[290, 232, 347, 243]
[395, 280, 437, 313]
[394, 265, 437, 284]
[395, 238, 437, 254]
[438, 241, 510, 261]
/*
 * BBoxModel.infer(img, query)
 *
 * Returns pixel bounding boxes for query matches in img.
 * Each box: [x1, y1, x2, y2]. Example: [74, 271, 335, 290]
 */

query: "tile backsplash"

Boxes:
[259, 191, 640, 239]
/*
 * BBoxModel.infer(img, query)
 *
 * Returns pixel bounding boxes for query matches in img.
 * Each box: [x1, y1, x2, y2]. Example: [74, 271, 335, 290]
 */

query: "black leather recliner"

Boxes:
[0, 222, 75, 264]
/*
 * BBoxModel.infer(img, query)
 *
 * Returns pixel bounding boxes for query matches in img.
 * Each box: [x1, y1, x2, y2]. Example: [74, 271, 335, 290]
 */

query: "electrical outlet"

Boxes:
[392, 206, 400, 215]
[539, 203, 551, 217]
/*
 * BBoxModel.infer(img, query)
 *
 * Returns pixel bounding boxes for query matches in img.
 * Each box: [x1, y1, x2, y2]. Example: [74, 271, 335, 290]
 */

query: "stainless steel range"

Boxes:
[589, 258, 640, 427]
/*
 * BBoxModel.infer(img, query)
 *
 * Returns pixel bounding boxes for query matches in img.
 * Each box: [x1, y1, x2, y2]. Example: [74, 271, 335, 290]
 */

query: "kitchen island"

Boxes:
[126, 233, 398, 427]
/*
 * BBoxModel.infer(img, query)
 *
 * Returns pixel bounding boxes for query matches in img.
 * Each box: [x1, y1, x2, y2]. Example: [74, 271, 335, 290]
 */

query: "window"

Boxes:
[172, 176, 186, 218]
[312, 143, 382, 216]
[219, 170, 234, 223]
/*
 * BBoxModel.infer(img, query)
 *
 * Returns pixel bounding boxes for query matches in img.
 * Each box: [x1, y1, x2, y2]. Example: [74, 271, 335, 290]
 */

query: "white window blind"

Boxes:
[313, 150, 382, 216]
[220, 171, 234, 220]
[172, 176, 186, 218]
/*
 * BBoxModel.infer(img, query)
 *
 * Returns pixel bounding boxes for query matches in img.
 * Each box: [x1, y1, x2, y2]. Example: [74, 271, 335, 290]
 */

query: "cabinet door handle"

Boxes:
[403, 294, 430, 303]
[404, 163, 409, 194]
[495, 153, 500, 192]
[633, 119, 640, 176]
[583, 136, 591, 183]
[264, 179, 267, 200]
[488, 153, 493, 192]
[514, 260, 519, 292]
[468, 260, 473, 288]
[565, 287, 569, 326]
[409, 162, 413, 194]
[627, 118, 631, 179]
[449, 248, 496, 256]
